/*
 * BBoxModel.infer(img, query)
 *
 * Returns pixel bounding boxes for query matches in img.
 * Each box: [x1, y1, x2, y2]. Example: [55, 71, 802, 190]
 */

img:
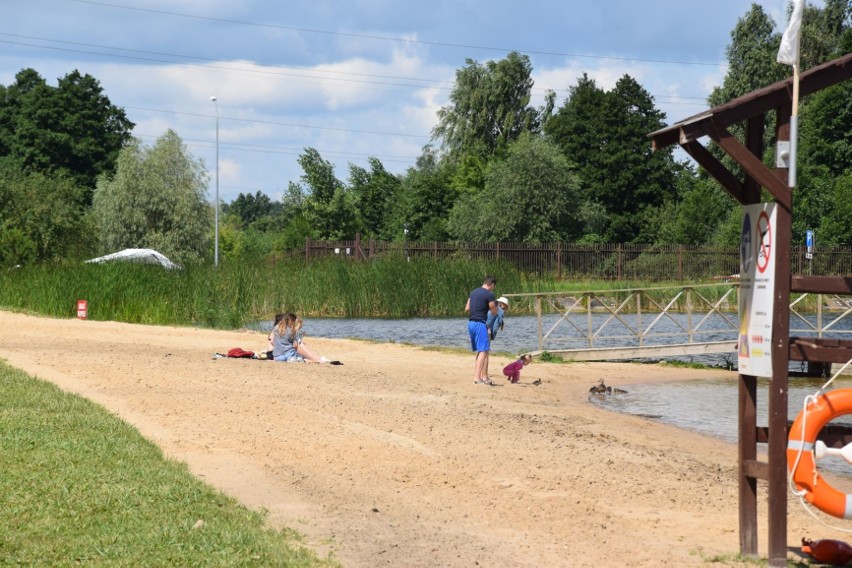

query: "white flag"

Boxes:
[777, 0, 805, 66]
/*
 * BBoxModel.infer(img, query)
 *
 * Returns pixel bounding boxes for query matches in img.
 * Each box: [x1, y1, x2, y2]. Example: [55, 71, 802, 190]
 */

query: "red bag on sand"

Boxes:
[802, 537, 852, 565]
[226, 347, 255, 358]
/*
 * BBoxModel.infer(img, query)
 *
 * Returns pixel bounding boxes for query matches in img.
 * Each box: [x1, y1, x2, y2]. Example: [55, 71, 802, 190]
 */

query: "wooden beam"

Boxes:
[682, 140, 746, 203]
[708, 126, 791, 210]
[758, 423, 852, 447]
[650, 53, 852, 151]
[792, 275, 852, 294]
[744, 115, 764, 204]
[789, 337, 852, 363]
[742, 459, 769, 481]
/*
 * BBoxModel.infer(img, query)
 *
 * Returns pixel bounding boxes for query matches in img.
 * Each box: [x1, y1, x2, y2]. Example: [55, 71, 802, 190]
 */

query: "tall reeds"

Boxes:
[0, 258, 524, 327]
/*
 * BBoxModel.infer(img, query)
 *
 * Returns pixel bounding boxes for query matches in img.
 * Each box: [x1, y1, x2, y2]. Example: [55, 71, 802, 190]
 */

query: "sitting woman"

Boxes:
[270, 313, 325, 363]
[266, 313, 285, 359]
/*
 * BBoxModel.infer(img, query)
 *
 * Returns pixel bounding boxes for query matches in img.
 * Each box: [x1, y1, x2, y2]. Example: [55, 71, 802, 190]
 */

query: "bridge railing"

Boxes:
[505, 284, 851, 358]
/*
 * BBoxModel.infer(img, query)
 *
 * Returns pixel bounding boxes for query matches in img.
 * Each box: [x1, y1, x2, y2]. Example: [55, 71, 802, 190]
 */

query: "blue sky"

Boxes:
[2, 0, 805, 204]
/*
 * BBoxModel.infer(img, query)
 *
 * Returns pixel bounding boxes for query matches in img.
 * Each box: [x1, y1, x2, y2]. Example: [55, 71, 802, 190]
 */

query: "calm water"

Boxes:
[588, 376, 852, 476]
[588, 376, 852, 445]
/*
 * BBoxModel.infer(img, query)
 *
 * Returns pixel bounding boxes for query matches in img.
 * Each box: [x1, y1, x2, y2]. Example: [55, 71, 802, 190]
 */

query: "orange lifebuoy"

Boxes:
[787, 388, 852, 519]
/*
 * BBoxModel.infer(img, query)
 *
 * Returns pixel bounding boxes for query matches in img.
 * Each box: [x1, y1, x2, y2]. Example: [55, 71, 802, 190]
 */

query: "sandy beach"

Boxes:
[0, 310, 846, 567]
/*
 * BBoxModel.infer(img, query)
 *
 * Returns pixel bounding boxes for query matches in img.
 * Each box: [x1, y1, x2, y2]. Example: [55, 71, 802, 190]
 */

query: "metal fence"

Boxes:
[298, 237, 852, 281]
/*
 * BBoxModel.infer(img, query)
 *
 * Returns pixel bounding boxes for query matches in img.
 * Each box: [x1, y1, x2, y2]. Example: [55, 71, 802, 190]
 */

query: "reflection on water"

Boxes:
[589, 376, 852, 475]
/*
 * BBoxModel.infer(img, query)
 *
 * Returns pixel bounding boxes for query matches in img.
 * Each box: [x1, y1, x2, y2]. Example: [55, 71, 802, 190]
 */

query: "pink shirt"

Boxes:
[503, 359, 524, 377]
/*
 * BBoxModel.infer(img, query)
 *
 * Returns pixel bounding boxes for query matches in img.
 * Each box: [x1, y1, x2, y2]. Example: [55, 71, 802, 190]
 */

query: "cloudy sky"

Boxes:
[2, 0, 804, 204]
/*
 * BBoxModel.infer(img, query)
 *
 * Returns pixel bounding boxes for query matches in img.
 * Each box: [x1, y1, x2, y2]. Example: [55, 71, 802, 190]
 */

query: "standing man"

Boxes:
[465, 275, 498, 385]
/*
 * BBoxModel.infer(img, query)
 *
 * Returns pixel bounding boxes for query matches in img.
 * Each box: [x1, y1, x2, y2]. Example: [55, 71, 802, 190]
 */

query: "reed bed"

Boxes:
[1, 258, 787, 327]
[0, 258, 523, 327]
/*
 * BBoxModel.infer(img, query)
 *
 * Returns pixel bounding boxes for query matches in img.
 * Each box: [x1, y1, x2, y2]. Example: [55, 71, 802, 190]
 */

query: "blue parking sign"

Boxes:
[806, 229, 814, 249]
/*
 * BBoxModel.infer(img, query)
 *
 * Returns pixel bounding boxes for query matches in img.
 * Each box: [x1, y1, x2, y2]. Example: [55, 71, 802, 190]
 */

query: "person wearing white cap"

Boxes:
[486, 296, 509, 341]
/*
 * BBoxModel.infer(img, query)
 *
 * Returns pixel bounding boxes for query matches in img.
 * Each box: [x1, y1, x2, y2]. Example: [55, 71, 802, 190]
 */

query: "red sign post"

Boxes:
[76, 299, 88, 320]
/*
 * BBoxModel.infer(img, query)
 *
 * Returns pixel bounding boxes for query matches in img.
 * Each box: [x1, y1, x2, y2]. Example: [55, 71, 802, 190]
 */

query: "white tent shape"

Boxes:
[85, 248, 181, 270]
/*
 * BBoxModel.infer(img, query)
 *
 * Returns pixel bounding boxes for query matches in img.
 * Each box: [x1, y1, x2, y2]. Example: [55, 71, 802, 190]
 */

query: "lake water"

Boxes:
[588, 375, 852, 477]
[255, 312, 850, 369]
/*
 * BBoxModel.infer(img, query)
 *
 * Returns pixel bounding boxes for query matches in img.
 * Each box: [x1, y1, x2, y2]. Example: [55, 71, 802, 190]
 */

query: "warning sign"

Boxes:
[76, 299, 88, 320]
[738, 203, 776, 377]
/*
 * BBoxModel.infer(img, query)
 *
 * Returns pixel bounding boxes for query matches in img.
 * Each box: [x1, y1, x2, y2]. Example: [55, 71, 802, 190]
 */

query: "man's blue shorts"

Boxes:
[468, 320, 490, 352]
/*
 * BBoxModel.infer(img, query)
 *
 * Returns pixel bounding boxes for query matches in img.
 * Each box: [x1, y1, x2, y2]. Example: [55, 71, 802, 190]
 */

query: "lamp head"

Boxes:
[210, 96, 217, 102]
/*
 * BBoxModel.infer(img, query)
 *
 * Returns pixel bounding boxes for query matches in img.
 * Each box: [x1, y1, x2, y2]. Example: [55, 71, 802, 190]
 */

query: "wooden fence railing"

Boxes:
[297, 237, 852, 281]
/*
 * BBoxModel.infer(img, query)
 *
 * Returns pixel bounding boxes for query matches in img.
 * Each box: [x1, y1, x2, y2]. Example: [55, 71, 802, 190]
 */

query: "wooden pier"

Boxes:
[509, 284, 849, 363]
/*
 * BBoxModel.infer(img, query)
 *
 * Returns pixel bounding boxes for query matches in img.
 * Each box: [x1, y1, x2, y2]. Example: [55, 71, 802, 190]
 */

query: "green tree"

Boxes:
[393, 147, 457, 242]
[91, 130, 211, 263]
[226, 191, 281, 229]
[799, 0, 852, 67]
[432, 52, 549, 165]
[817, 172, 852, 245]
[447, 133, 582, 243]
[348, 157, 401, 238]
[0, 68, 133, 200]
[546, 74, 677, 242]
[0, 164, 89, 266]
[296, 148, 358, 239]
[656, 171, 737, 246]
[794, 77, 852, 242]
[708, 5, 783, 108]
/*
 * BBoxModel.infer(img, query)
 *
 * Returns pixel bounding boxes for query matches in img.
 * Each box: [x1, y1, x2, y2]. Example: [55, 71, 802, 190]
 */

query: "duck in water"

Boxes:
[589, 379, 627, 394]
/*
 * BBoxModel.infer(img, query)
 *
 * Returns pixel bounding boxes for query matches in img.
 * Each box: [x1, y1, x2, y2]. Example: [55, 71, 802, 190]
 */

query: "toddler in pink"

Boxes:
[503, 354, 532, 383]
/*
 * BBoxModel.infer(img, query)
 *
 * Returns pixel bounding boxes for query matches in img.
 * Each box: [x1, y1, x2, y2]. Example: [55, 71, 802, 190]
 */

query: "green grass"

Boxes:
[537, 351, 565, 363]
[0, 361, 336, 567]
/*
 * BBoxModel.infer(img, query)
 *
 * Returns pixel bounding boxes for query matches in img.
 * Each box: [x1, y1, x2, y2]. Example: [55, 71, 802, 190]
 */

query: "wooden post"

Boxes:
[636, 291, 643, 347]
[738, 113, 765, 559]
[767, 103, 793, 568]
[557, 242, 562, 278]
[738, 374, 758, 556]
[617, 244, 622, 280]
[684, 288, 691, 343]
[535, 296, 543, 351]
[305, 236, 311, 262]
[587, 293, 593, 348]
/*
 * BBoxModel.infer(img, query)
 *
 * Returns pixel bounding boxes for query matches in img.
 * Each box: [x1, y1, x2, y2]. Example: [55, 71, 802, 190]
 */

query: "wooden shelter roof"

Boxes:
[649, 51, 852, 151]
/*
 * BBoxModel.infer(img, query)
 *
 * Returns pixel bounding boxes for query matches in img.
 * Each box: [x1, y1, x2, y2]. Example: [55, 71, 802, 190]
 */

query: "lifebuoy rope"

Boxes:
[788, 358, 852, 531]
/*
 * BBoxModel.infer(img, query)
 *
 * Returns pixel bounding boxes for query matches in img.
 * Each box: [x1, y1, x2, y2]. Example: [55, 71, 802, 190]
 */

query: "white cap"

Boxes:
[496, 297, 509, 307]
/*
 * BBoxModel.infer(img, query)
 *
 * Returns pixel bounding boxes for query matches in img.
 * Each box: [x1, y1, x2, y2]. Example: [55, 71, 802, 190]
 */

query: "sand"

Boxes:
[0, 310, 846, 567]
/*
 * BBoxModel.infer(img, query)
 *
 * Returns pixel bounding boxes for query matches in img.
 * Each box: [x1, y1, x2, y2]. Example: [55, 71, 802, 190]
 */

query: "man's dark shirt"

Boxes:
[468, 287, 495, 323]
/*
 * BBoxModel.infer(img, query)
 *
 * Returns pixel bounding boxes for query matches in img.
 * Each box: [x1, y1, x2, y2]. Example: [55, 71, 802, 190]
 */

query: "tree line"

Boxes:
[1, 2, 850, 268]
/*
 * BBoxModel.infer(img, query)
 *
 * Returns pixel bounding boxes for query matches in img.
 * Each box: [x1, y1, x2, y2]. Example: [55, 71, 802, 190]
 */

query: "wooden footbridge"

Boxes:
[507, 283, 851, 363]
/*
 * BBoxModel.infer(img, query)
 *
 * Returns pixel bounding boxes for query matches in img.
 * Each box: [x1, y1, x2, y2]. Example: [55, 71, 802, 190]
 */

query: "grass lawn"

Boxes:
[0, 361, 336, 567]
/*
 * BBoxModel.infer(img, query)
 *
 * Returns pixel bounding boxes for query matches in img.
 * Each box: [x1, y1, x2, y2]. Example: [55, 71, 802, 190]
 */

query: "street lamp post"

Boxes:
[210, 95, 219, 268]
[403, 223, 409, 262]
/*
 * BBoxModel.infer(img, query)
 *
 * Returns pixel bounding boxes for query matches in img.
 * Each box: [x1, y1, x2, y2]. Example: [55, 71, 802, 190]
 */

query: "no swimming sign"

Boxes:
[738, 203, 777, 377]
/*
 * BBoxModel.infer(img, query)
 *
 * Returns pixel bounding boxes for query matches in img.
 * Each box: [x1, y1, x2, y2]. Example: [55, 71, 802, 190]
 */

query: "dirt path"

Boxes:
[0, 311, 839, 566]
